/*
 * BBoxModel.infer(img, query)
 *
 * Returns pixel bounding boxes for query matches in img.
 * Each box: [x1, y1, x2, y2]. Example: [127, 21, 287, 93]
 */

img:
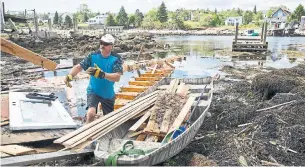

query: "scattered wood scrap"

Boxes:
[0, 145, 36, 156]
[54, 91, 159, 151]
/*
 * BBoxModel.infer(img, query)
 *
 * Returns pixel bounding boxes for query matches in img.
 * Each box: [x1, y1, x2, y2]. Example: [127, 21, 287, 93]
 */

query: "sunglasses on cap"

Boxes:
[100, 41, 113, 46]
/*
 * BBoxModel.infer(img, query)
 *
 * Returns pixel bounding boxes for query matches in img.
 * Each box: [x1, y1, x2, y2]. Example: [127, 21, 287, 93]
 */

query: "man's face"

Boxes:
[100, 41, 113, 52]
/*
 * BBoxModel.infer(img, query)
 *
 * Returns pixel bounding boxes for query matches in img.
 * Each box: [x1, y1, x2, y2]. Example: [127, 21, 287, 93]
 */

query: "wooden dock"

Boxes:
[232, 22, 268, 52]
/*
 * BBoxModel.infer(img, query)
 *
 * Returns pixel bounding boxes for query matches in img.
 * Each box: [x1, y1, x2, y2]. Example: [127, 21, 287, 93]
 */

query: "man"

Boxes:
[64, 34, 123, 124]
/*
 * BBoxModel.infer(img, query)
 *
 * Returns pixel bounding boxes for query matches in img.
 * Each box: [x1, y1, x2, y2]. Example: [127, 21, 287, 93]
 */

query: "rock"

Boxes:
[188, 153, 217, 166]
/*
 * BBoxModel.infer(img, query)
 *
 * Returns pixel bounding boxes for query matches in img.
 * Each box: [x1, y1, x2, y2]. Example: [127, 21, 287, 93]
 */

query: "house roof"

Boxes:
[271, 8, 291, 17]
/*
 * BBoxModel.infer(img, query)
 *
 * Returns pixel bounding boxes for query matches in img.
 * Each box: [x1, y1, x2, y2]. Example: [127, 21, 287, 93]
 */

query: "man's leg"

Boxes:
[86, 94, 100, 124]
[100, 97, 115, 115]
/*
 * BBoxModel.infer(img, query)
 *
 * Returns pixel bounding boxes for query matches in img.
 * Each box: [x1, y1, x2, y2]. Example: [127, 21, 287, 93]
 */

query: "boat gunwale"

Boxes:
[95, 77, 213, 165]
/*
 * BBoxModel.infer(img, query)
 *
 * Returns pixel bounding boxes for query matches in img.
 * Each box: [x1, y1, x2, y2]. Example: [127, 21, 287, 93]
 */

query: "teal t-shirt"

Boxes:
[80, 50, 123, 99]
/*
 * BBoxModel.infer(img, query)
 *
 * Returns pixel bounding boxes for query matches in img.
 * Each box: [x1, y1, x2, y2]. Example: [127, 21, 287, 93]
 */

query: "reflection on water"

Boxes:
[156, 36, 305, 78]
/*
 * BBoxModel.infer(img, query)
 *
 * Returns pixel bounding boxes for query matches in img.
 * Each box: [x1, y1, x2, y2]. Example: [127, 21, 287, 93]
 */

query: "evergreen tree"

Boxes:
[116, 6, 128, 27]
[83, 12, 89, 22]
[253, 5, 257, 14]
[64, 15, 73, 28]
[53, 11, 59, 24]
[157, 1, 168, 23]
[106, 14, 116, 26]
[134, 9, 144, 27]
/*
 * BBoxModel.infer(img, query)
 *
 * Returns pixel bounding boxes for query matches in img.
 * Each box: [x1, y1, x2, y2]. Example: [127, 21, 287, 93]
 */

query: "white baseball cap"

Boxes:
[100, 34, 115, 44]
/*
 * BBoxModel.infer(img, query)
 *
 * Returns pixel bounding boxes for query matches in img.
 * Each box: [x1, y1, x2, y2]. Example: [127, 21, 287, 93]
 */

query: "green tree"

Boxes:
[64, 15, 73, 28]
[129, 14, 135, 27]
[215, 8, 217, 14]
[83, 12, 89, 22]
[253, 11, 263, 25]
[243, 10, 253, 24]
[106, 14, 116, 26]
[157, 1, 168, 23]
[253, 5, 257, 14]
[237, 8, 243, 16]
[116, 6, 128, 27]
[141, 8, 159, 29]
[58, 15, 63, 25]
[53, 11, 59, 24]
[134, 9, 144, 27]
[290, 4, 305, 21]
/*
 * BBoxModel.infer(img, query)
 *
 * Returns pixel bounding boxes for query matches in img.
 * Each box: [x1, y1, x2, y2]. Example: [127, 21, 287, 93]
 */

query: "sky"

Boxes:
[2, 0, 304, 14]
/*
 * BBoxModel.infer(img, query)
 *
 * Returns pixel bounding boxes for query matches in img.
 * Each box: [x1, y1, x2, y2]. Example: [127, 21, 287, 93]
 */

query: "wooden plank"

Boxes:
[0, 145, 36, 155]
[129, 81, 155, 86]
[54, 91, 159, 144]
[128, 130, 143, 138]
[135, 77, 160, 81]
[237, 38, 261, 41]
[158, 84, 211, 91]
[140, 73, 164, 77]
[167, 79, 179, 93]
[151, 64, 158, 74]
[62, 95, 157, 148]
[160, 108, 173, 134]
[115, 92, 138, 100]
[232, 48, 267, 51]
[1, 121, 9, 126]
[136, 134, 146, 141]
[1, 152, 11, 158]
[1, 118, 9, 122]
[68, 99, 157, 151]
[1, 149, 93, 166]
[165, 61, 175, 68]
[1, 94, 9, 120]
[1, 129, 73, 145]
[129, 111, 151, 132]
[1, 38, 57, 71]
[120, 86, 148, 92]
[168, 96, 196, 133]
[114, 99, 132, 109]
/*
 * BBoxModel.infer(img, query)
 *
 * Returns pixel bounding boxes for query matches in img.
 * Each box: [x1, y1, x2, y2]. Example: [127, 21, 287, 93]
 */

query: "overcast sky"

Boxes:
[2, 0, 304, 14]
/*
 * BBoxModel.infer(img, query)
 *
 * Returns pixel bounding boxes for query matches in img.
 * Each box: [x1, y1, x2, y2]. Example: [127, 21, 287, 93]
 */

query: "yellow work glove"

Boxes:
[86, 64, 105, 78]
[64, 74, 73, 88]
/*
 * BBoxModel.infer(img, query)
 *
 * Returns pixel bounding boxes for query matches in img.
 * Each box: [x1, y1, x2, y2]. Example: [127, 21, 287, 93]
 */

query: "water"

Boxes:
[156, 36, 305, 78]
[40, 35, 305, 117]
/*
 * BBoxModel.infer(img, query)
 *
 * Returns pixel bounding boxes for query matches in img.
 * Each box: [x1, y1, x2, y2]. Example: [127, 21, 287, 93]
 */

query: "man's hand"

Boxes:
[86, 64, 105, 79]
[64, 74, 73, 88]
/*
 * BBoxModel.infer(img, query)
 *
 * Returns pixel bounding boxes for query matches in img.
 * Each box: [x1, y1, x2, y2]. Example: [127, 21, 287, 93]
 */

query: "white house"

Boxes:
[301, 16, 305, 30]
[88, 13, 108, 25]
[225, 16, 243, 26]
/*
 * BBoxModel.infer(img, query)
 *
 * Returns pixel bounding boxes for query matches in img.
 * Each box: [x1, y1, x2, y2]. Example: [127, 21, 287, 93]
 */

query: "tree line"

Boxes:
[53, 2, 305, 29]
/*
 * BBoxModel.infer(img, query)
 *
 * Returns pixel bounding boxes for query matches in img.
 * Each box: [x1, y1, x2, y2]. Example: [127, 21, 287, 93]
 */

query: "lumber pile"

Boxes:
[54, 91, 159, 151]
[127, 79, 195, 142]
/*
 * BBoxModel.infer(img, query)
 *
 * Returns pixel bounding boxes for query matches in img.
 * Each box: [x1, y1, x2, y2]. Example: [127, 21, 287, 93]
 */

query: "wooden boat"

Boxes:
[94, 77, 214, 165]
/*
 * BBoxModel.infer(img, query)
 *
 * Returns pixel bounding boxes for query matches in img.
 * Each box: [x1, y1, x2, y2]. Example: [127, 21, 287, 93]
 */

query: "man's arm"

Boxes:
[68, 64, 83, 77]
[104, 72, 121, 82]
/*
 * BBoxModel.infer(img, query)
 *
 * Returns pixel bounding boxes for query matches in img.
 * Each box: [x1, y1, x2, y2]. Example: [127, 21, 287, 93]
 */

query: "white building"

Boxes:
[225, 16, 243, 26]
[301, 16, 305, 30]
[88, 14, 108, 25]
